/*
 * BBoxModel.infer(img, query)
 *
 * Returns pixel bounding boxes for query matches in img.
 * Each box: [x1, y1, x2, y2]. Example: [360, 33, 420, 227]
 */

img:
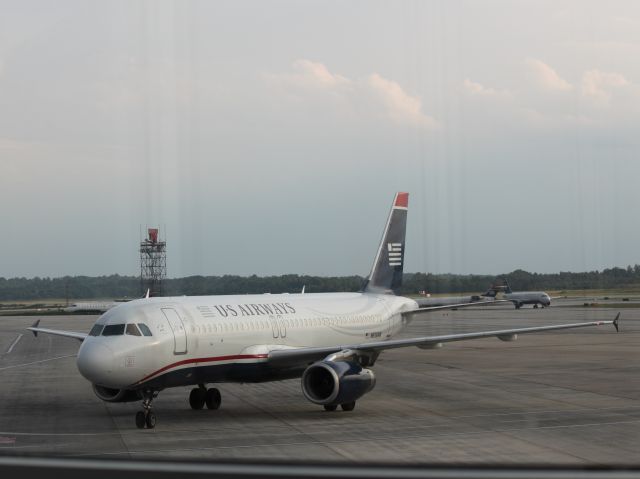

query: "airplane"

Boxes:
[482, 279, 553, 309]
[63, 291, 148, 314]
[28, 192, 619, 429]
[415, 293, 494, 308]
[64, 301, 125, 314]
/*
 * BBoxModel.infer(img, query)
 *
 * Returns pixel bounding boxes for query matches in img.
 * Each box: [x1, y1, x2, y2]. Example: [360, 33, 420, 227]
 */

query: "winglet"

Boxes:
[301, 285, 306, 294]
[613, 313, 620, 332]
[30, 319, 41, 337]
[144, 289, 150, 299]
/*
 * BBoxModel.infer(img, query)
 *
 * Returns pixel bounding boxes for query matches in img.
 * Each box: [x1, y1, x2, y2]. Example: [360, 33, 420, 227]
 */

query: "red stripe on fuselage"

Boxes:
[134, 353, 268, 385]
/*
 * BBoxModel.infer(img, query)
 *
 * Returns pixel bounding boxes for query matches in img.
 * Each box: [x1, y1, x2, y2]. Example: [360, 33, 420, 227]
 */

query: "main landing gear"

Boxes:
[323, 401, 356, 412]
[189, 384, 222, 410]
[136, 389, 158, 429]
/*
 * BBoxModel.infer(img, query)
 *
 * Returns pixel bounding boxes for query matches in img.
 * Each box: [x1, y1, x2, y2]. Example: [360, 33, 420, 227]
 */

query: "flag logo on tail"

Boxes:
[388, 243, 403, 267]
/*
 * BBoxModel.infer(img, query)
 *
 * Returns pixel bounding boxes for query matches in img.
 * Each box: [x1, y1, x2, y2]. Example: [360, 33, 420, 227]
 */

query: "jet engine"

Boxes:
[301, 360, 376, 406]
[92, 384, 142, 403]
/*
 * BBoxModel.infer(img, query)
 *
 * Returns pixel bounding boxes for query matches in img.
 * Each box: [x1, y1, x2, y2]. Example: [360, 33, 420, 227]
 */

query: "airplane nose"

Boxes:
[77, 342, 115, 385]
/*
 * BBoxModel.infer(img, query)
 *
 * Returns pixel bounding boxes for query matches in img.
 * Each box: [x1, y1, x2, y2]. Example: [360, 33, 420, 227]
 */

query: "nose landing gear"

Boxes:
[136, 389, 158, 429]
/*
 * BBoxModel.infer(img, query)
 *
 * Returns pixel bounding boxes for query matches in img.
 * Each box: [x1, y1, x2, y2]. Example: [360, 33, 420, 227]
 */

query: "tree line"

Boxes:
[2, 266, 640, 301]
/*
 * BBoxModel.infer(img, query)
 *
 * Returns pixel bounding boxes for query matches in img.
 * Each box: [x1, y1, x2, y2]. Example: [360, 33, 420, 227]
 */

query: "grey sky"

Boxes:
[1, 0, 639, 278]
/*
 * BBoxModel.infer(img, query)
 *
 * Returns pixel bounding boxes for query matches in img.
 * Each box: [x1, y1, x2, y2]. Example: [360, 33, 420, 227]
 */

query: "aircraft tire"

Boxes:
[135, 411, 146, 429]
[189, 388, 206, 410]
[145, 411, 156, 429]
[323, 405, 338, 412]
[340, 401, 356, 412]
[205, 388, 222, 410]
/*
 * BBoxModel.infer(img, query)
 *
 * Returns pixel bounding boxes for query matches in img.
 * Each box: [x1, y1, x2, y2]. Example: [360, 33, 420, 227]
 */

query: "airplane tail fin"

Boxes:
[482, 278, 512, 297]
[362, 192, 408, 295]
[481, 287, 497, 298]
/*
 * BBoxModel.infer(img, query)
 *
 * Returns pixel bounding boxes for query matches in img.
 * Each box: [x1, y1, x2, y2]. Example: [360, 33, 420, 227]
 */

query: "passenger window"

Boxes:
[89, 324, 104, 336]
[126, 324, 142, 336]
[138, 323, 153, 336]
[102, 324, 125, 336]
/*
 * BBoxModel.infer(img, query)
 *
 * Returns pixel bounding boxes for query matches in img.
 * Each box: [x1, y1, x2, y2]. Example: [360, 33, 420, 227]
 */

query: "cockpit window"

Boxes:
[102, 324, 125, 336]
[138, 323, 153, 337]
[126, 324, 142, 336]
[89, 324, 104, 336]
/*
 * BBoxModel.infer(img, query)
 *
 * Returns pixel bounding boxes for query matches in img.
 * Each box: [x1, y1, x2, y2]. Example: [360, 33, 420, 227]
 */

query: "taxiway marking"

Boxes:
[0, 354, 76, 371]
[5, 334, 23, 354]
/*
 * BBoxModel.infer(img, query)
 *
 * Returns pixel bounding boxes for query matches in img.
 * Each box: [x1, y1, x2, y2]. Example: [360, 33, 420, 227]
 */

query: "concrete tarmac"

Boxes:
[0, 305, 638, 465]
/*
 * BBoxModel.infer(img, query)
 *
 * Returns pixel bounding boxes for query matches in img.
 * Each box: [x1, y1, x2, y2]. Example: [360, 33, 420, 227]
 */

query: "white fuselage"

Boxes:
[76, 293, 418, 391]
[504, 292, 551, 307]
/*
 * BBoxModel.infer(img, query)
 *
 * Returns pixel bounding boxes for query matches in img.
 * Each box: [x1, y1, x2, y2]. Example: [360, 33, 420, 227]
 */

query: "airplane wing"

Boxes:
[268, 313, 620, 368]
[27, 320, 87, 342]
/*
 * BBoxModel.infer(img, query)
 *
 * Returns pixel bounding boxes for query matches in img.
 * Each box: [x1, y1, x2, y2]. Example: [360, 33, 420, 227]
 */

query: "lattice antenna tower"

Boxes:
[140, 227, 166, 297]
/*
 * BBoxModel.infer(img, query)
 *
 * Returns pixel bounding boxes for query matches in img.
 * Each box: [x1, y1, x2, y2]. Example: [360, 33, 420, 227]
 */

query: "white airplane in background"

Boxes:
[482, 279, 553, 309]
[64, 301, 124, 314]
[415, 293, 493, 308]
[64, 292, 150, 314]
[28, 192, 619, 429]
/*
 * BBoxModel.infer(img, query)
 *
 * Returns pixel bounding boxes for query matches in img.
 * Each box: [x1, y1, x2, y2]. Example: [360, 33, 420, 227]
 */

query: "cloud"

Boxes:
[366, 73, 438, 129]
[580, 70, 629, 107]
[286, 59, 351, 89]
[462, 79, 511, 98]
[524, 58, 573, 91]
[267, 59, 438, 130]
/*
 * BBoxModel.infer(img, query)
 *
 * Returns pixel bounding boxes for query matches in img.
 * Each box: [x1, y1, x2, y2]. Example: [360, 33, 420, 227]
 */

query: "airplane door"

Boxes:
[380, 299, 392, 338]
[268, 316, 279, 339]
[277, 315, 287, 338]
[162, 308, 188, 354]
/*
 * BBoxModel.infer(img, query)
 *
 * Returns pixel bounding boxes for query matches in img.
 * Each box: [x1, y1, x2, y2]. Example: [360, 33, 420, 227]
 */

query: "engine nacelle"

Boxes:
[92, 384, 142, 403]
[301, 360, 376, 406]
